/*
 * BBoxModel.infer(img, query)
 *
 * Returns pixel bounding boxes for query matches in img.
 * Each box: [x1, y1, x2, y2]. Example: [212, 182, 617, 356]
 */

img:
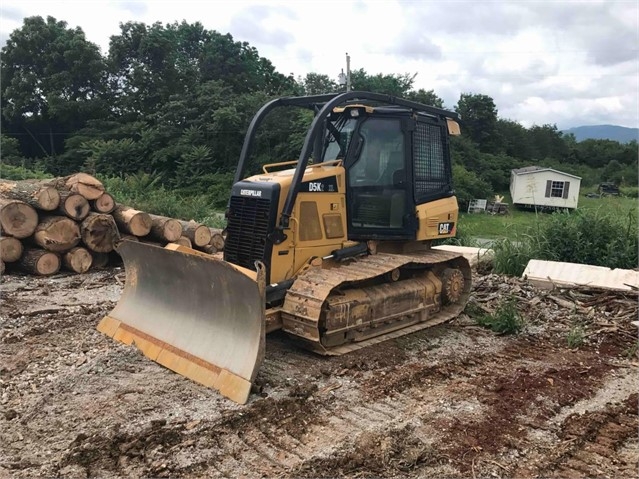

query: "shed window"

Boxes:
[545, 180, 571, 199]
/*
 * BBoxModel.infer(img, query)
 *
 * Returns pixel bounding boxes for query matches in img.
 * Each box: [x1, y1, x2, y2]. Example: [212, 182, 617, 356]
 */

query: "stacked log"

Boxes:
[0, 173, 225, 276]
[0, 180, 60, 211]
[179, 220, 211, 247]
[58, 191, 90, 220]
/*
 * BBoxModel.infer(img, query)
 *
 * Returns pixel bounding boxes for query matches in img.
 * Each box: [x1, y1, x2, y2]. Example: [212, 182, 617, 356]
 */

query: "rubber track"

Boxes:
[282, 249, 471, 355]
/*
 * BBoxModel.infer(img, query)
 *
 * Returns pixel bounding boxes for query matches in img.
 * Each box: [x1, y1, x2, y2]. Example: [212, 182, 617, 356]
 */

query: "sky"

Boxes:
[1, 0, 638, 130]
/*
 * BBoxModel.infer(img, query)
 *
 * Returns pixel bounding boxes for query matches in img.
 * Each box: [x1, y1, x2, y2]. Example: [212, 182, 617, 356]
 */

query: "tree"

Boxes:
[350, 69, 416, 96]
[455, 93, 499, 153]
[406, 88, 444, 108]
[300, 73, 338, 95]
[496, 119, 533, 160]
[527, 124, 568, 161]
[1, 16, 108, 160]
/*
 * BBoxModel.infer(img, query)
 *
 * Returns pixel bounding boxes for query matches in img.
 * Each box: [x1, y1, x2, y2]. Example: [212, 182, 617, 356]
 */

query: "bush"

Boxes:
[476, 297, 523, 334]
[101, 172, 226, 227]
[493, 206, 638, 276]
[0, 164, 52, 180]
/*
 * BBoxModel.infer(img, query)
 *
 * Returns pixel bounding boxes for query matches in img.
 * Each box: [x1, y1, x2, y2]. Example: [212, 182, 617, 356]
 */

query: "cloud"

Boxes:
[119, 1, 148, 16]
[228, 5, 296, 47]
[0, 5, 23, 21]
[391, 35, 442, 61]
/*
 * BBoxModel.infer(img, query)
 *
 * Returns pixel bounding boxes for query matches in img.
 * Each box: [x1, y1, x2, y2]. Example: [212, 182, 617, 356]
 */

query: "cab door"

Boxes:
[345, 116, 416, 240]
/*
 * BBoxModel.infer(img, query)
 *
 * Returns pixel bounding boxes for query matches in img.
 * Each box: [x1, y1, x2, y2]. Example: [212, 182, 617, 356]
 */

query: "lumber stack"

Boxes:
[0, 173, 226, 276]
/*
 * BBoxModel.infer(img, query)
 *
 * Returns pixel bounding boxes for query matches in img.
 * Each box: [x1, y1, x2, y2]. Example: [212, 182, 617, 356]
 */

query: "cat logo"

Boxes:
[438, 222, 454, 235]
[309, 182, 324, 192]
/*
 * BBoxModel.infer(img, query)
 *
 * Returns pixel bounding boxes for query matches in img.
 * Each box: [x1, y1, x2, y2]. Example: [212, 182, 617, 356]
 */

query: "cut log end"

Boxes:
[81, 213, 120, 253]
[174, 236, 192, 248]
[34, 216, 81, 253]
[129, 214, 152, 237]
[91, 192, 115, 214]
[19, 249, 60, 276]
[0, 199, 38, 239]
[36, 187, 61, 211]
[63, 247, 92, 273]
[59, 193, 90, 221]
[179, 220, 211, 247]
[0, 236, 23, 262]
[113, 206, 152, 236]
[65, 173, 105, 200]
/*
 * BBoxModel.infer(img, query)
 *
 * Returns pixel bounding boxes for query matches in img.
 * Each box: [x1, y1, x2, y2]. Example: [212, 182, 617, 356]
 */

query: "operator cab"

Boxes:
[320, 105, 454, 240]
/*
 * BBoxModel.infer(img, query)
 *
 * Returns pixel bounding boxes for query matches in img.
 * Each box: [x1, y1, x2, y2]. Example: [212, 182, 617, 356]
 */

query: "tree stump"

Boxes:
[0, 198, 38, 238]
[90, 192, 116, 214]
[33, 215, 81, 252]
[57, 191, 90, 220]
[0, 236, 23, 262]
[112, 206, 152, 236]
[63, 247, 92, 273]
[0, 179, 60, 211]
[178, 220, 211, 247]
[18, 248, 60, 276]
[81, 213, 120, 253]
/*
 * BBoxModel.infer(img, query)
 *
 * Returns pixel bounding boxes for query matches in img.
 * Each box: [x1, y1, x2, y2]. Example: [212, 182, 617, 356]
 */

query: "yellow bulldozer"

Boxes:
[98, 92, 472, 403]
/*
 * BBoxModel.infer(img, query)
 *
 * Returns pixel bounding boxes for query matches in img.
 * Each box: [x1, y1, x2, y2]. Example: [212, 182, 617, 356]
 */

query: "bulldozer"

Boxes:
[98, 91, 472, 404]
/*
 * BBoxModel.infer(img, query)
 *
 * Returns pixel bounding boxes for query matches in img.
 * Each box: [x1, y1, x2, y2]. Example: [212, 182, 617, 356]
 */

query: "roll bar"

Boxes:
[233, 91, 461, 242]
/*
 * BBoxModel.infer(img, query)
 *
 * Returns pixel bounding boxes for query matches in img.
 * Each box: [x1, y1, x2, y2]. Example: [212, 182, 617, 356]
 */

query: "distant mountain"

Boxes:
[562, 125, 638, 143]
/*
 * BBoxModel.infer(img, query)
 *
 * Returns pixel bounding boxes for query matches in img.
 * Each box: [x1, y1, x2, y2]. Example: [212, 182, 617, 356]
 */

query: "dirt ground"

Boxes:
[1, 267, 637, 478]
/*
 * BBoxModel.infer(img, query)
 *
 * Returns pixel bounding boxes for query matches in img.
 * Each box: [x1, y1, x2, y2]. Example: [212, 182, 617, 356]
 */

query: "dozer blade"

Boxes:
[97, 241, 265, 404]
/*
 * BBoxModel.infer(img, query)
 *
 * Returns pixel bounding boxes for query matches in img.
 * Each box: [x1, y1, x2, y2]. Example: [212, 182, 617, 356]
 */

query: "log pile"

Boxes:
[0, 173, 226, 276]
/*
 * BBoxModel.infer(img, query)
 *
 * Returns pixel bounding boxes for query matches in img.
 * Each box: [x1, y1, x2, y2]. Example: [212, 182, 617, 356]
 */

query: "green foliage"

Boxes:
[406, 89, 445, 108]
[452, 164, 493, 210]
[475, 297, 523, 335]
[299, 73, 338, 95]
[492, 206, 638, 276]
[566, 324, 585, 349]
[455, 93, 499, 153]
[1, 16, 108, 158]
[0, 164, 52, 180]
[350, 69, 416, 96]
[101, 172, 228, 224]
[620, 187, 638, 198]
[623, 341, 639, 359]
[492, 236, 536, 277]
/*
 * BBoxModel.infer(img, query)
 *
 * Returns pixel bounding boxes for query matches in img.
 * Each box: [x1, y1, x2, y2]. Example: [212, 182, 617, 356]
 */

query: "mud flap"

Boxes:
[97, 241, 265, 404]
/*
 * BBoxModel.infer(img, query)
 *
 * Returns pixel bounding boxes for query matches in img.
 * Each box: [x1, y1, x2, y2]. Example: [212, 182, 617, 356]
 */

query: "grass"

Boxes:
[475, 297, 524, 335]
[566, 324, 586, 349]
[458, 192, 638, 240]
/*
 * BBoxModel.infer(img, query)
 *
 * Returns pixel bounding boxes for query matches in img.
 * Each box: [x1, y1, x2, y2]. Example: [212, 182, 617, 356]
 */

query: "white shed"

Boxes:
[510, 166, 581, 210]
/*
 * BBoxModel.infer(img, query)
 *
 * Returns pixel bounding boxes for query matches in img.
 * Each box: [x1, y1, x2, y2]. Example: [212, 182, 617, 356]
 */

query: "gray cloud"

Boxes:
[119, 1, 148, 16]
[391, 35, 442, 60]
[296, 48, 313, 65]
[228, 5, 296, 47]
[398, 1, 526, 36]
[0, 6, 23, 21]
